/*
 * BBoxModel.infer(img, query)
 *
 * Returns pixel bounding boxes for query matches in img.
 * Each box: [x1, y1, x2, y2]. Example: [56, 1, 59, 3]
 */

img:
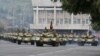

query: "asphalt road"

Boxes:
[0, 40, 100, 56]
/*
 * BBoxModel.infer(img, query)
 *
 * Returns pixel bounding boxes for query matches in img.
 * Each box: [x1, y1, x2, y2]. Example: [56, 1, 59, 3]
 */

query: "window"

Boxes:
[77, 19, 81, 24]
[47, 18, 54, 24]
[38, 18, 43, 24]
[82, 19, 85, 25]
[43, 18, 46, 24]
[86, 19, 89, 24]
[64, 18, 71, 24]
[73, 19, 76, 24]
[73, 18, 81, 24]
[56, 18, 63, 25]
[38, 18, 46, 24]
[56, 19, 60, 25]
[64, 18, 68, 24]
[47, 10, 54, 13]
[69, 19, 71, 24]
[60, 19, 63, 24]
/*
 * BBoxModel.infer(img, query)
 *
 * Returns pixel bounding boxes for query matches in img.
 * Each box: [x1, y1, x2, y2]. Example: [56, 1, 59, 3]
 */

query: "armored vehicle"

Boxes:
[59, 34, 68, 45]
[17, 29, 34, 45]
[67, 34, 74, 44]
[73, 34, 80, 43]
[78, 34, 98, 46]
[35, 21, 60, 47]
[17, 33, 33, 45]
[10, 33, 18, 43]
[17, 33, 24, 45]
[35, 31, 59, 46]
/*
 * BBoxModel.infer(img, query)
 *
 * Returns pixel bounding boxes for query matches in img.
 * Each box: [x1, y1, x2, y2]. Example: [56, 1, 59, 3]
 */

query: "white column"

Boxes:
[71, 13, 74, 24]
[36, 6, 39, 25]
[54, 4, 56, 26]
[71, 13, 74, 33]
[45, 9, 47, 25]
[81, 13, 83, 25]
[63, 11, 64, 25]
[33, 10, 36, 24]
[87, 15, 91, 35]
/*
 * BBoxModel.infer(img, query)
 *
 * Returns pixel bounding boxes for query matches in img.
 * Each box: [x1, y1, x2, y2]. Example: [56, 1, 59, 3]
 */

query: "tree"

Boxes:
[60, 0, 97, 14]
[57, 0, 100, 31]
[91, 9, 100, 31]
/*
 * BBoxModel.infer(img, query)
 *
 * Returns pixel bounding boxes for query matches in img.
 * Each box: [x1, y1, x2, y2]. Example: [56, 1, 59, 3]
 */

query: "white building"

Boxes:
[30, 0, 91, 34]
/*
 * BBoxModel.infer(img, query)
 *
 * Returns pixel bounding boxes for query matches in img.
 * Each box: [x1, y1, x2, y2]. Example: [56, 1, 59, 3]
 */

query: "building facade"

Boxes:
[30, 0, 91, 34]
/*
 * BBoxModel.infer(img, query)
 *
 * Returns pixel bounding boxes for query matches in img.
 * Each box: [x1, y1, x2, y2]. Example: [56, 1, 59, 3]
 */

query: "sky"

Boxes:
[0, 0, 33, 29]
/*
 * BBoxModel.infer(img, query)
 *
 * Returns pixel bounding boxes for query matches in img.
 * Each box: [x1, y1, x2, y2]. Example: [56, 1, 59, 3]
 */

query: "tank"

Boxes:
[59, 34, 68, 45]
[17, 29, 34, 45]
[67, 33, 74, 44]
[78, 34, 98, 46]
[35, 21, 60, 47]
[11, 33, 18, 43]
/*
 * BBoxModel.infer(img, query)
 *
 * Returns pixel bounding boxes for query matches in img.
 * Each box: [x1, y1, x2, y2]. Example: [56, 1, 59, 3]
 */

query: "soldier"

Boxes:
[44, 27, 48, 33]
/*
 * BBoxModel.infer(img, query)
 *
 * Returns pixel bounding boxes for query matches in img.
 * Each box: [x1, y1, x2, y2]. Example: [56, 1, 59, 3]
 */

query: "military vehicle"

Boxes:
[67, 33, 74, 44]
[17, 33, 32, 45]
[17, 29, 34, 45]
[10, 33, 18, 43]
[17, 33, 23, 45]
[30, 35, 35, 45]
[59, 34, 68, 45]
[25, 29, 35, 45]
[35, 21, 60, 47]
[3, 33, 12, 41]
[0, 34, 4, 40]
[73, 34, 80, 43]
[78, 34, 98, 46]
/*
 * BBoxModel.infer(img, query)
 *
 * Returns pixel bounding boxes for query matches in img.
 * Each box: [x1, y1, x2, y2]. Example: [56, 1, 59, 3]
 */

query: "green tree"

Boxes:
[52, 0, 100, 31]
[60, 0, 96, 14]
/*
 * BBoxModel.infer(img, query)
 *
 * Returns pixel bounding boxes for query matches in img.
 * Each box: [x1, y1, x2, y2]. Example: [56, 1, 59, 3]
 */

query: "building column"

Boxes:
[71, 13, 74, 33]
[33, 10, 35, 24]
[54, 5, 56, 26]
[45, 9, 47, 25]
[36, 6, 39, 25]
[71, 13, 74, 24]
[87, 15, 91, 35]
[63, 11, 64, 25]
[81, 13, 83, 25]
